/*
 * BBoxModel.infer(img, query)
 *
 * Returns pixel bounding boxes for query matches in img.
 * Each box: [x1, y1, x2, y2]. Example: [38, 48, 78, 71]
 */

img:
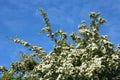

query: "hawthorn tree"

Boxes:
[0, 9, 120, 80]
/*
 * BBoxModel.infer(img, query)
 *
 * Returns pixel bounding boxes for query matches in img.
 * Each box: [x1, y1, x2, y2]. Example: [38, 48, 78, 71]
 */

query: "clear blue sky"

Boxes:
[0, 0, 120, 67]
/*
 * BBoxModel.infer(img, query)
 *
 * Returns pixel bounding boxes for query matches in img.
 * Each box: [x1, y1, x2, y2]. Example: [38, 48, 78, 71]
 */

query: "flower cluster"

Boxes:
[13, 38, 30, 46]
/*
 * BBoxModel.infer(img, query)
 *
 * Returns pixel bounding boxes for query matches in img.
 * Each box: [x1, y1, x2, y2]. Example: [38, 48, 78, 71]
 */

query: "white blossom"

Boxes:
[112, 54, 119, 60]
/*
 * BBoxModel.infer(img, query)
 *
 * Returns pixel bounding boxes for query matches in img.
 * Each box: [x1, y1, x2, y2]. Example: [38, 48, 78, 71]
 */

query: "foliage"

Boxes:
[1, 9, 120, 80]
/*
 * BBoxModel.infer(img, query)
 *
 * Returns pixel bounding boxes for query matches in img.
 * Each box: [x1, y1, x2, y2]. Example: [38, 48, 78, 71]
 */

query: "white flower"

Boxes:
[80, 49, 86, 52]
[91, 43, 98, 50]
[63, 46, 70, 50]
[81, 62, 87, 69]
[39, 78, 44, 80]
[112, 54, 119, 60]
[79, 28, 90, 34]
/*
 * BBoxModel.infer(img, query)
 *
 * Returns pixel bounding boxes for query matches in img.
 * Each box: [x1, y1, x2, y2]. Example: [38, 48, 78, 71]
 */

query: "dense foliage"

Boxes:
[0, 9, 120, 80]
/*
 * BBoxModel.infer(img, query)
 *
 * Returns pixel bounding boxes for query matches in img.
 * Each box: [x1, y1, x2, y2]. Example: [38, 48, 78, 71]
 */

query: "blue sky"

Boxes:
[0, 0, 120, 67]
